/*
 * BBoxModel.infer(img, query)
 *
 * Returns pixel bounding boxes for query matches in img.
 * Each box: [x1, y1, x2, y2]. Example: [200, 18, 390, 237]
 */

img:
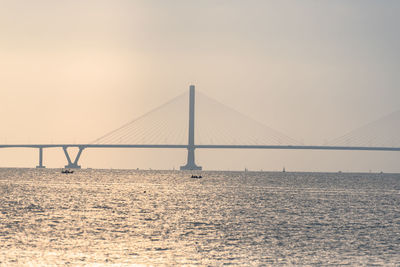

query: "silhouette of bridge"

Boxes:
[1, 85, 400, 169]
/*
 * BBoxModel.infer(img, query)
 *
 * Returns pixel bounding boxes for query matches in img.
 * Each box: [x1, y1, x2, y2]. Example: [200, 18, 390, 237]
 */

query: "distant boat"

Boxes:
[282, 167, 286, 173]
[191, 175, 202, 179]
[61, 169, 74, 174]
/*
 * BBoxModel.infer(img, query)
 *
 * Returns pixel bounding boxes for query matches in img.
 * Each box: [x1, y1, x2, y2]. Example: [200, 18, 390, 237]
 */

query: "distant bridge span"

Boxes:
[1, 85, 399, 169]
[2, 144, 400, 151]
[0, 144, 400, 169]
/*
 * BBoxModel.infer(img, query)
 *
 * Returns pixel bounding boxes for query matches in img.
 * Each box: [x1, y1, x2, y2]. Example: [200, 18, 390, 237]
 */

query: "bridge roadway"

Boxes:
[1, 144, 400, 151]
[0, 144, 400, 169]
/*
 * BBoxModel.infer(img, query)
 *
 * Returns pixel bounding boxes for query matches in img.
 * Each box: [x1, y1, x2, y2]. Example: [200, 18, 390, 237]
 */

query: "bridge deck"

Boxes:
[1, 144, 400, 152]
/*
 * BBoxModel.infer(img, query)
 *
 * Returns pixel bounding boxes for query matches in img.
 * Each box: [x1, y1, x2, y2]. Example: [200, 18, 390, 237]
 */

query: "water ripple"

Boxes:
[0, 169, 399, 265]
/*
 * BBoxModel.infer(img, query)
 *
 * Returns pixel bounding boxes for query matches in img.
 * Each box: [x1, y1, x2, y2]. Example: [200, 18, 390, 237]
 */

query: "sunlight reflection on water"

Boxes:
[0, 169, 399, 265]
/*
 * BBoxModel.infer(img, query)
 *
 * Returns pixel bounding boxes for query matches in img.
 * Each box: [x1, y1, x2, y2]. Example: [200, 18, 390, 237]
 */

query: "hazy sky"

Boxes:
[1, 0, 399, 171]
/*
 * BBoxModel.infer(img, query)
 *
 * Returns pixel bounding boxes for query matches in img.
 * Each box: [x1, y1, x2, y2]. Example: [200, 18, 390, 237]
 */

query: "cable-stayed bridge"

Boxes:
[1, 85, 400, 169]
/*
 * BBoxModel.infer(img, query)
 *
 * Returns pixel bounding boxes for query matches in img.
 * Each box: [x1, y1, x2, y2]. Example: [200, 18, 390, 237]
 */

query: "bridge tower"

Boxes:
[181, 85, 202, 170]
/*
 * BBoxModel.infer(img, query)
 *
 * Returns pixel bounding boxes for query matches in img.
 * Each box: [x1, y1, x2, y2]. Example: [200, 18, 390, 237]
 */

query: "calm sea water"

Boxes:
[0, 168, 399, 266]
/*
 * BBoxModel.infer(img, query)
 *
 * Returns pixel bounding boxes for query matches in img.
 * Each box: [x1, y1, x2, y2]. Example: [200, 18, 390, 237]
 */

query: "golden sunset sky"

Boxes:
[1, 1, 399, 171]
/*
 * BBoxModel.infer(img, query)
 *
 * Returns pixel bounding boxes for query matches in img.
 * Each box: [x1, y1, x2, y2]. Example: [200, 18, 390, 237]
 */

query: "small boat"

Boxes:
[191, 175, 202, 179]
[61, 169, 74, 174]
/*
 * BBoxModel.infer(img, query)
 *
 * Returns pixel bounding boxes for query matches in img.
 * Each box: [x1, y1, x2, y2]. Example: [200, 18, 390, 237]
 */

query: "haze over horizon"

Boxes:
[1, 0, 400, 172]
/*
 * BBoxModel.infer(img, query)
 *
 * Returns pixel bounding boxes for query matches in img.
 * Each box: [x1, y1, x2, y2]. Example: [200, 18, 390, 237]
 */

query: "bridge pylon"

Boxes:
[181, 85, 202, 170]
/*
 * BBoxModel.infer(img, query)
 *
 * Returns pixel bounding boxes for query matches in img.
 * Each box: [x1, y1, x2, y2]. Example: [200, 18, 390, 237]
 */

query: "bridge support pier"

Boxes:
[63, 146, 84, 169]
[36, 147, 45, 168]
[180, 85, 202, 170]
[181, 146, 202, 170]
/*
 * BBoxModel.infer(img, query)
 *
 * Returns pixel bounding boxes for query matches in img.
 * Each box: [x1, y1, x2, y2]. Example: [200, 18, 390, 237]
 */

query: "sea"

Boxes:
[0, 168, 399, 266]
